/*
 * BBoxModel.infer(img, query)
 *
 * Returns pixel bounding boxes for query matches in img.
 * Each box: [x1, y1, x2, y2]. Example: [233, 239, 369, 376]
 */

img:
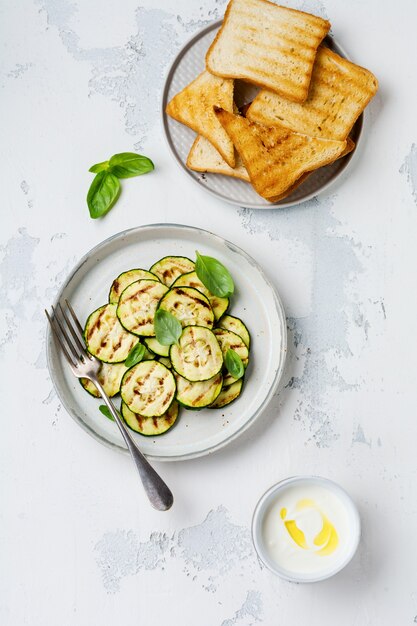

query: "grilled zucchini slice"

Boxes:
[209, 379, 243, 408]
[175, 372, 223, 409]
[80, 362, 128, 398]
[172, 271, 229, 321]
[158, 287, 214, 329]
[150, 256, 195, 286]
[120, 360, 176, 417]
[214, 328, 249, 386]
[158, 357, 172, 368]
[109, 269, 159, 303]
[217, 314, 250, 348]
[117, 279, 168, 337]
[170, 326, 223, 382]
[121, 400, 179, 436]
[143, 346, 156, 360]
[84, 303, 137, 363]
[144, 337, 170, 357]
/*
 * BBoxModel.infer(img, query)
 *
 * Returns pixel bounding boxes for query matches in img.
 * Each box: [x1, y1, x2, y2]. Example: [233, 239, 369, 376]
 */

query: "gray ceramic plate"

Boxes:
[46, 224, 287, 461]
[161, 21, 363, 209]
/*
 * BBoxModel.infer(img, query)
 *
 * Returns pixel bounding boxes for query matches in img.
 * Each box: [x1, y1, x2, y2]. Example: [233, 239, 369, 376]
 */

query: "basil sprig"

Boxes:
[89, 160, 109, 173]
[125, 342, 146, 368]
[225, 349, 244, 380]
[87, 171, 120, 219]
[154, 309, 182, 346]
[195, 251, 234, 298]
[87, 152, 154, 219]
[108, 153, 154, 178]
[99, 404, 116, 421]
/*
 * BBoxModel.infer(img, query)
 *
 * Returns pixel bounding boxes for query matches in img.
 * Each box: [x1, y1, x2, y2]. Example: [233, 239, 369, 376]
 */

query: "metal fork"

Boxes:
[45, 300, 174, 511]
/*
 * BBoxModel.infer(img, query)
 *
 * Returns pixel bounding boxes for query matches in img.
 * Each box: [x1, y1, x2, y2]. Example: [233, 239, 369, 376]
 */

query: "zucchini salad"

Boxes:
[81, 254, 251, 437]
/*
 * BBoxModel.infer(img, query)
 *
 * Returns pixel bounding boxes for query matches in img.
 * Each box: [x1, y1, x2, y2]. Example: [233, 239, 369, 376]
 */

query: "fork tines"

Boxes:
[45, 300, 91, 368]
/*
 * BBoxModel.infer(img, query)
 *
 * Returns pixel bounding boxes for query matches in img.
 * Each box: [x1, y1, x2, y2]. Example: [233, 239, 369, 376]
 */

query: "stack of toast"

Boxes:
[166, 0, 378, 203]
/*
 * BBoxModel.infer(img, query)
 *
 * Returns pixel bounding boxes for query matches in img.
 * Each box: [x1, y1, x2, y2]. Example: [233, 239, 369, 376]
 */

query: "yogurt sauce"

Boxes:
[262, 482, 353, 577]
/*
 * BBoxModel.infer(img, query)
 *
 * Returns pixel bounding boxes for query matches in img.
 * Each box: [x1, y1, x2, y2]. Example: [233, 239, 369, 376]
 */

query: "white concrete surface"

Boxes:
[1, 0, 417, 624]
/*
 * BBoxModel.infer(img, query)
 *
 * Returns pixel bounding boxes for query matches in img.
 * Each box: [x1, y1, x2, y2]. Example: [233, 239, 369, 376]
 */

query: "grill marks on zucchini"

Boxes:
[117, 279, 168, 336]
[150, 256, 195, 286]
[214, 328, 249, 386]
[82, 254, 250, 423]
[175, 372, 223, 409]
[170, 326, 223, 382]
[217, 314, 250, 348]
[109, 269, 159, 303]
[213, 328, 249, 364]
[80, 362, 128, 398]
[121, 400, 179, 436]
[121, 360, 176, 417]
[84, 303, 137, 363]
[172, 271, 229, 321]
[209, 379, 243, 408]
[159, 287, 214, 329]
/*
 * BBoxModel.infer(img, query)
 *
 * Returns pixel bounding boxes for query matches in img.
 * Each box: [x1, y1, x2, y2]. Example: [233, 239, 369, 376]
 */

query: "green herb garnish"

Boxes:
[125, 342, 146, 368]
[87, 152, 154, 218]
[89, 160, 110, 173]
[154, 308, 182, 346]
[108, 152, 154, 178]
[99, 404, 116, 421]
[87, 171, 120, 219]
[225, 349, 244, 380]
[195, 251, 234, 298]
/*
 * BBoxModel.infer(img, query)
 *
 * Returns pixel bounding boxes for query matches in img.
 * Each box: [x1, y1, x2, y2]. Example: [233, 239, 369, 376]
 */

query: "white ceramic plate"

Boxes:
[161, 22, 363, 209]
[47, 224, 287, 461]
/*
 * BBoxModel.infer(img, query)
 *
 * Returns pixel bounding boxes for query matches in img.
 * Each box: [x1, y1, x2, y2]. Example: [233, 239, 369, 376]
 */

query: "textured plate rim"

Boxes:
[161, 20, 364, 210]
[46, 223, 287, 462]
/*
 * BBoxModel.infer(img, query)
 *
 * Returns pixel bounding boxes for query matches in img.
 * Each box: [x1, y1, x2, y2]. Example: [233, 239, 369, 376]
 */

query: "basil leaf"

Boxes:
[108, 152, 154, 179]
[195, 251, 234, 298]
[99, 404, 116, 421]
[87, 171, 121, 219]
[125, 342, 146, 368]
[89, 160, 109, 173]
[154, 308, 182, 346]
[225, 349, 244, 380]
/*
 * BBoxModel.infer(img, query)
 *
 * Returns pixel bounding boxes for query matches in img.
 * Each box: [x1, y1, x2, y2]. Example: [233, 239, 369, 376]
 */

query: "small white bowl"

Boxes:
[251, 476, 361, 583]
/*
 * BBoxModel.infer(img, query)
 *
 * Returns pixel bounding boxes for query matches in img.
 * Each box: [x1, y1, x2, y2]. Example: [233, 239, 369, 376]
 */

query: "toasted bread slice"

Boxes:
[187, 134, 354, 198]
[247, 47, 378, 140]
[340, 137, 355, 158]
[206, 0, 330, 103]
[166, 71, 235, 167]
[270, 173, 311, 202]
[270, 137, 355, 199]
[262, 137, 355, 201]
[187, 135, 250, 181]
[186, 135, 352, 184]
[214, 108, 347, 202]
[269, 138, 354, 201]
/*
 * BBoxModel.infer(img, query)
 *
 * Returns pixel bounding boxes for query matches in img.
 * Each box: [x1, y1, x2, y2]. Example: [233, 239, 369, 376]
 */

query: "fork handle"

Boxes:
[94, 381, 174, 511]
